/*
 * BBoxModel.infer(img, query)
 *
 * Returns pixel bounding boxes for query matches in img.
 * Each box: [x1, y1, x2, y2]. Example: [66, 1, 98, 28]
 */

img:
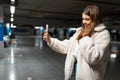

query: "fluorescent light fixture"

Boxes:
[10, 6, 15, 14]
[11, 24, 16, 28]
[10, 17, 14, 22]
[69, 28, 77, 30]
[110, 54, 117, 58]
[11, 23, 13, 27]
[40, 26, 43, 30]
[35, 26, 40, 29]
[11, 25, 16, 28]
[11, 14, 14, 17]
[11, 0, 15, 2]
[11, 0, 15, 5]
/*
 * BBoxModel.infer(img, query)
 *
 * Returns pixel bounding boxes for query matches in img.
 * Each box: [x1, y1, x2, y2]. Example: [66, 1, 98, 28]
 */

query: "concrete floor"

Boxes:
[1, 33, 120, 80]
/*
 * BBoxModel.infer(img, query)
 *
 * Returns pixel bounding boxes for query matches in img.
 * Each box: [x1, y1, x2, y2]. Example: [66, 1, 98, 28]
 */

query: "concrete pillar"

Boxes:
[0, 6, 4, 50]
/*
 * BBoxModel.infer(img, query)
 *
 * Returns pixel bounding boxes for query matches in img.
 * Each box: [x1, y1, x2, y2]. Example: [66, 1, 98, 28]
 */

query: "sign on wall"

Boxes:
[0, 23, 4, 41]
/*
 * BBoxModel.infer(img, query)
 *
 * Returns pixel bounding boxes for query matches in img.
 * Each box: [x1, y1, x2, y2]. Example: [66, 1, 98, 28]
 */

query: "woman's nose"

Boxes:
[82, 20, 86, 24]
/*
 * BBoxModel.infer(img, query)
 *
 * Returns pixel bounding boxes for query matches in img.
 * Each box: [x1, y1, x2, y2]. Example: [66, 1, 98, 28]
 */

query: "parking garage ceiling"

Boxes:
[1, 0, 120, 25]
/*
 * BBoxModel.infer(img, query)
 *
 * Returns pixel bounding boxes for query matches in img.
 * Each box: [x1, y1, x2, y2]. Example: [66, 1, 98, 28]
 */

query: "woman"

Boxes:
[43, 5, 110, 80]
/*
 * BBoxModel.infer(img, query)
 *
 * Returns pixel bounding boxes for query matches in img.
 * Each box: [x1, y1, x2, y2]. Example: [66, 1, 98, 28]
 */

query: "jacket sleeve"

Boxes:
[77, 30, 110, 65]
[48, 34, 76, 54]
[47, 38, 70, 54]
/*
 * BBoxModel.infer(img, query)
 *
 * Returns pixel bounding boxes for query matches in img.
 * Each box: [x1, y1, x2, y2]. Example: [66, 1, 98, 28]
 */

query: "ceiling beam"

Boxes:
[0, 0, 10, 5]
[80, 0, 120, 6]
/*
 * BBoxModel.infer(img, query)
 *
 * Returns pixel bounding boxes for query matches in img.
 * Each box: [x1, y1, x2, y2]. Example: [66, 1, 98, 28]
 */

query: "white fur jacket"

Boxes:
[48, 23, 110, 80]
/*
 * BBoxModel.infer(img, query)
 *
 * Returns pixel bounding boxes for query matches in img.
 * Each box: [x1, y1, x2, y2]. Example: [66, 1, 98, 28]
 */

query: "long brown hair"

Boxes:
[77, 5, 101, 40]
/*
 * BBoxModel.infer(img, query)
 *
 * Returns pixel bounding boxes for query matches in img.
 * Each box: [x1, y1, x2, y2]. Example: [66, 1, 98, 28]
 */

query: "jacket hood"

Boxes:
[94, 23, 106, 32]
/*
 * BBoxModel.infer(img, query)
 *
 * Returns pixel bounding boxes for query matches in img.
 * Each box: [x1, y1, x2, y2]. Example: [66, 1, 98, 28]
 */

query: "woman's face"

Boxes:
[82, 13, 92, 28]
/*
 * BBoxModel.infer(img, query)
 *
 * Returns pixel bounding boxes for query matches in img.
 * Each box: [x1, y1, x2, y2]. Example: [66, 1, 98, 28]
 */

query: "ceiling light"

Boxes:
[10, 6, 15, 14]
[11, 14, 14, 17]
[110, 54, 117, 58]
[35, 26, 40, 29]
[10, 17, 14, 22]
[11, 0, 15, 3]
[10, 24, 16, 28]
[11, 25, 16, 28]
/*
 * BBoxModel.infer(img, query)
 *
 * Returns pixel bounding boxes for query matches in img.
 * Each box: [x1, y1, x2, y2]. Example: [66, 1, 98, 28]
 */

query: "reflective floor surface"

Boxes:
[0, 33, 120, 80]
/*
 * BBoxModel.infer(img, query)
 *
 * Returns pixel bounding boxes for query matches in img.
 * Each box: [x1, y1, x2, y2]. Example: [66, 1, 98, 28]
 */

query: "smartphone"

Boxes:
[46, 24, 48, 31]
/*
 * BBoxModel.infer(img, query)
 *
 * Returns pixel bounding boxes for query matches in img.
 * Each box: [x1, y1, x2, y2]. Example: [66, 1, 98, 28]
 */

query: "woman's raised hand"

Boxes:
[43, 30, 51, 44]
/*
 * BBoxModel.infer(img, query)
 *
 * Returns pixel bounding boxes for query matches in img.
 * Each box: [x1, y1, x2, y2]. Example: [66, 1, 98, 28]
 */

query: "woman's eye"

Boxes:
[82, 18, 90, 21]
[86, 18, 90, 21]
